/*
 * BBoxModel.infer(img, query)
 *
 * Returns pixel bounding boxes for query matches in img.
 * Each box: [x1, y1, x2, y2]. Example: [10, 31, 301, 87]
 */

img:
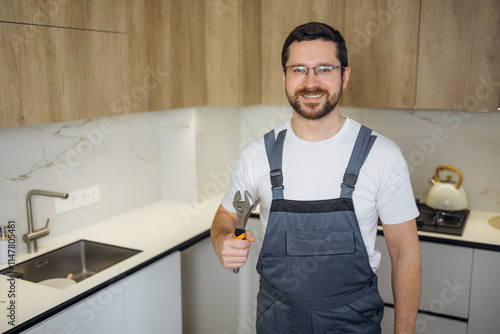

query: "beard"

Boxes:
[286, 86, 343, 120]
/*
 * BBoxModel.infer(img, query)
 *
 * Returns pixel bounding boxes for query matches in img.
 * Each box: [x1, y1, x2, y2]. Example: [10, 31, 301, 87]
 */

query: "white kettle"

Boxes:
[426, 165, 468, 211]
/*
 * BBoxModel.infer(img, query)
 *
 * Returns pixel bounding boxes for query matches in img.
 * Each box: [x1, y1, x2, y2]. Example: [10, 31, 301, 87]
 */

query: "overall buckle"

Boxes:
[270, 169, 284, 189]
[342, 172, 358, 189]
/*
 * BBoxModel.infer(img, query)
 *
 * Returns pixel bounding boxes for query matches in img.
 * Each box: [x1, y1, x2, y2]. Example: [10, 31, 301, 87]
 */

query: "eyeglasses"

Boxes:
[284, 65, 345, 81]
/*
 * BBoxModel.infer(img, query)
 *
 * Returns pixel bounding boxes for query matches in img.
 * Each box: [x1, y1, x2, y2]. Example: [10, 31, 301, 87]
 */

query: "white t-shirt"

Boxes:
[222, 117, 419, 272]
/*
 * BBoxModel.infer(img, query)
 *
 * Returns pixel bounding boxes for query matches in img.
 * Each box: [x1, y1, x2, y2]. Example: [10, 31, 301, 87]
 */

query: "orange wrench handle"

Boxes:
[233, 228, 246, 240]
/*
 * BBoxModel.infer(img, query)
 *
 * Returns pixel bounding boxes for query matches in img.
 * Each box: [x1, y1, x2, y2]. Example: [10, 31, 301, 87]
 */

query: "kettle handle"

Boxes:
[435, 165, 463, 189]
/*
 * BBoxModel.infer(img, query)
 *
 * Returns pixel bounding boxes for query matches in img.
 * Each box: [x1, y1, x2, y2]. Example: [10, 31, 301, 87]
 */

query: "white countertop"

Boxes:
[0, 197, 221, 333]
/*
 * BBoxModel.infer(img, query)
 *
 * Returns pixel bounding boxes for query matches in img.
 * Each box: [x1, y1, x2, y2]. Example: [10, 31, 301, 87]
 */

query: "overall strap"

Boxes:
[340, 125, 377, 199]
[264, 129, 287, 200]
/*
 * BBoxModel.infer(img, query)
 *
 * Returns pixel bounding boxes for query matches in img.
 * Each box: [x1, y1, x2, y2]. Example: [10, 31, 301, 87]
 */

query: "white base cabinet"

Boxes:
[468, 249, 500, 333]
[375, 235, 476, 333]
[381, 306, 468, 334]
[25, 251, 182, 334]
[181, 236, 240, 334]
[376, 234, 500, 334]
[418, 240, 472, 318]
[44, 281, 126, 334]
[123, 251, 182, 334]
[375, 235, 473, 319]
[181, 217, 262, 334]
[20, 324, 44, 334]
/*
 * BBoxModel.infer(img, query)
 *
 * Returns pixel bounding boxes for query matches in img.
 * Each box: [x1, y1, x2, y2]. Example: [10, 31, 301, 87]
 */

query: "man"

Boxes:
[211, 22, 421, 333]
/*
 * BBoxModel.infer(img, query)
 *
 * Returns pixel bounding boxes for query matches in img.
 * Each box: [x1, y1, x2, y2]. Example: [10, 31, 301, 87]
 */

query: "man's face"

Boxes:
[283, 40, 349, 120]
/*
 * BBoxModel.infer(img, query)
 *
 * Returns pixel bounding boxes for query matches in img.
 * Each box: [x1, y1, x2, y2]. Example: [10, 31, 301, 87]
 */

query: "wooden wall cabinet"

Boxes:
[260, 0, 344, 105]
[0, 22, 129, 128]
[0, 0, 129, 129]
[126, 0, 207, 113]
[2, 0, 498, 129]
[342, 0, 420, 109]
[342, 0, 499, 111]
[127, 0, 261, 114]
[415, 0, 500, 111]
[0, 0, 127, 32]
[1, 0, 260, 129]
[261, 0, 499, 112]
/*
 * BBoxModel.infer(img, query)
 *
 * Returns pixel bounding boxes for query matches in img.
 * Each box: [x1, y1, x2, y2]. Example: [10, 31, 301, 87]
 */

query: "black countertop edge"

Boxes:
[383, 303, 468, 323]
[377, 230, 500, 252]
[5, 229, 211, 334]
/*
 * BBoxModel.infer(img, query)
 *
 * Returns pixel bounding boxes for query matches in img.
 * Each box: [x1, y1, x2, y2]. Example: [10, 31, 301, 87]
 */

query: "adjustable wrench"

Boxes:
[231, 190, 255, 274]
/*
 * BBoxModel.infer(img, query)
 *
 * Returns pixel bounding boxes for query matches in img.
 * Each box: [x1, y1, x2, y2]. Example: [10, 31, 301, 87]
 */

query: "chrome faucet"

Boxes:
[23, 190, 69, 253]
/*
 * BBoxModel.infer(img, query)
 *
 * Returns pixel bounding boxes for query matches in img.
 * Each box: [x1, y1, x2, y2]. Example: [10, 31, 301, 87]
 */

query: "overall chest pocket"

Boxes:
[285, 229, 356, 256]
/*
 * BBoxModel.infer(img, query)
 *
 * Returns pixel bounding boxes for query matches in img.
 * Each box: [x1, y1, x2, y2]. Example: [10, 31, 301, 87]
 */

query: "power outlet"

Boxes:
[55, 185, 100, 215]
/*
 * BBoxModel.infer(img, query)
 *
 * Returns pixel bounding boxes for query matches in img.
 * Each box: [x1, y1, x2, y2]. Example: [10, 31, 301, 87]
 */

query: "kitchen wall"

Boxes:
[343, 107, 500, 210]
[0, 111, 164, 246]
[0, 105, 498, 255]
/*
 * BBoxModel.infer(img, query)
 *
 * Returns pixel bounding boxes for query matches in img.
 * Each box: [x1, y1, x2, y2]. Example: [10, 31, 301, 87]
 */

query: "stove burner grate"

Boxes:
[416, 202, 469, 236]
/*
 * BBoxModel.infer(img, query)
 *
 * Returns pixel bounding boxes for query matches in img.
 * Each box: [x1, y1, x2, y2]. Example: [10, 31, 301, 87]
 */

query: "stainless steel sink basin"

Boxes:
[0, 240, 141, 284]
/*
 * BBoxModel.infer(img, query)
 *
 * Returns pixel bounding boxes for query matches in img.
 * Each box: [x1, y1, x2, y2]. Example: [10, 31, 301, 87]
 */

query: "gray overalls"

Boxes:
[256, 125, 384, 333]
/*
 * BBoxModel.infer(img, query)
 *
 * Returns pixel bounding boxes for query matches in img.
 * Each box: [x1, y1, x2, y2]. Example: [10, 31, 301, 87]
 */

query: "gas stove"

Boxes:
[415, 201, 469, 236]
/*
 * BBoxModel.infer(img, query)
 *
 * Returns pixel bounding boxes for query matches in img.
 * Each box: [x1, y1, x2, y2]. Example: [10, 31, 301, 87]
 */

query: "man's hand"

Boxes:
[211, 204, 255, 270]
[214, 230, 255, 269]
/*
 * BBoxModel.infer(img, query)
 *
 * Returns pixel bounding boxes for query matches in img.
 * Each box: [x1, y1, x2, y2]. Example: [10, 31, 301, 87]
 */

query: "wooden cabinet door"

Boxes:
[123, 251, 182, 334]
[416, 0, 500, 111]
[261, 0, 344, 105]
[0, 0, 127, 32]
[468, 249, 500, 333]
[127, 0, 260, 112]
[127, 0, 207, 113]
[205, 0, 260, 107]
[0, 22, 129, 128]
[342, 0, 420, 109]
[238, 0, 261, 106]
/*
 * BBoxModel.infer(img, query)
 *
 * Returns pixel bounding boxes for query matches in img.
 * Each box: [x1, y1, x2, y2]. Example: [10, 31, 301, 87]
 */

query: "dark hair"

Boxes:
[281, 22, 348, 72]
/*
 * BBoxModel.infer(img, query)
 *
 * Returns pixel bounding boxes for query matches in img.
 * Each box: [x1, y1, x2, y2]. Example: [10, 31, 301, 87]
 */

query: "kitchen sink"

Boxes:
[0, 240, 141, 284]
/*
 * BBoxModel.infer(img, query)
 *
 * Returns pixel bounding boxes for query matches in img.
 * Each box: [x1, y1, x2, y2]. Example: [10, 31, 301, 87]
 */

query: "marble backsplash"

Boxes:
[0, 112, 164, 245]
[0, 105, 499, 254]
